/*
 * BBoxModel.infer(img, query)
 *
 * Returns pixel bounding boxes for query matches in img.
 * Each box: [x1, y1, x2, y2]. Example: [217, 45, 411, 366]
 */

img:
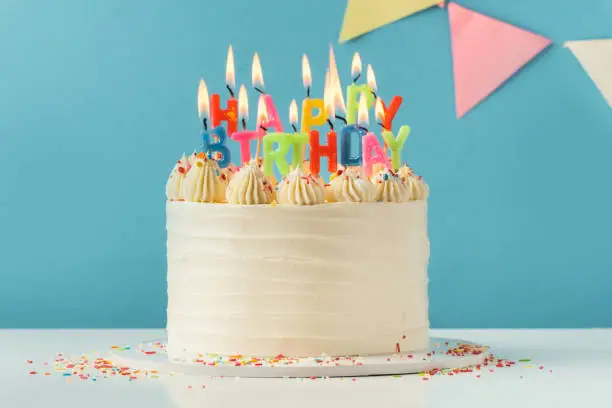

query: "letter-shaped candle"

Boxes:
[301, 99, 326, 133]
[382, 126, 410, 170]
[231, 131, 262, 165]
[259, 95, 284, 132]
[362, 132, 391, 179]
[262, 133, 308, 177]
[339, 125, 366, 166]
[202, 126, 232, 168]
[309, 130, 337, 176]
[210, 94, 238, 136]
[346, 85, 374, 124]
[381, 96, 403, 131]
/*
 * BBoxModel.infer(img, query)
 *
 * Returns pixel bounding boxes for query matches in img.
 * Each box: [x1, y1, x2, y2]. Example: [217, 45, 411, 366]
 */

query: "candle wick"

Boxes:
[378, 122, 387, 131]
[254, 87, 265, 95]
[260, 125, 268, 132]
[353, 74, 360, 83]
[371, 90, 377, 99]
[226, 85, 235, 98]
[358, 125, 368, 133]
[291, 124, 297, 132]
[327, 119, 335, 131]
[241, 118, 247, 131]
[203, 118, 208, 131]
[306, 87, 311, 98]
[335, 115, 347, 124]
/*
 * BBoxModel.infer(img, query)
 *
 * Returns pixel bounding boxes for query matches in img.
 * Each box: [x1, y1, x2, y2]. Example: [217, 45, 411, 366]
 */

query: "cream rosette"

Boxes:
[398, 164, 429, 200]
[182, 154, 227, 203]
[226, 162, 275, 205]
[372, 168, 411, 203]
[327, 167, 375, 203]
[276, 167, 326, 205]
[165, 154, 189, 200]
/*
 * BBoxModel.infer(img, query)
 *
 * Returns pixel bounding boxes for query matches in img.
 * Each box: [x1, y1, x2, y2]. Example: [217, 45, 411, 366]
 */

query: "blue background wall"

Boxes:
[1, 0, 611, 328]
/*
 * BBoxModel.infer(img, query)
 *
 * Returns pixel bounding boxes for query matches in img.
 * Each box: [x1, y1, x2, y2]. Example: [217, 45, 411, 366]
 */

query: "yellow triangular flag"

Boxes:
[339, 0, 441, 43]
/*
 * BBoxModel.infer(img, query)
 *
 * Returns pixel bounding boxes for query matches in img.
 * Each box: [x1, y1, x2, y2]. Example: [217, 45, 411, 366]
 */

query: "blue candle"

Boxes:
[340, 124, 367, 166]
[202, 126, 232, 168]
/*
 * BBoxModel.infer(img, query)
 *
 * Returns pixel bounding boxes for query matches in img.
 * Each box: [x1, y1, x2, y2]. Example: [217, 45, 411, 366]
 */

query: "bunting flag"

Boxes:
[565, 39, 612, 108]
[447, 3, 552, 118]
[339, 0, 441, 43]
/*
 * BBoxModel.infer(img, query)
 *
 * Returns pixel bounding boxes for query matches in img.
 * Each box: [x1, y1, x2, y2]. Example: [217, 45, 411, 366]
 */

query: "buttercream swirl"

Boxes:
[165, 154, 189, 200]
[373, 168, 411, 203]
[182, 154, 226, 203]
[226, 162, 274, 205]
[220, 163, 238, 183]
[276, 167, 326, 205]
[328, 167, 375, 203]
[398, 165, 429, 200]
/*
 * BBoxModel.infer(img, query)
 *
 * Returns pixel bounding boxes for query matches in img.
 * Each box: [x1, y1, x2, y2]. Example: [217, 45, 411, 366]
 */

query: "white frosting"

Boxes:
[398, 165, 429, 201]
[165, 155, 188, 200]
[182, 156, 226, 203]
[276, 168, 326, 205]
[226, 162, 274, 205]
[405, 175, 429, 200]
[328, 168, 375, 203]
[166, 201, 430, 357]
[372, 169, 411, 203]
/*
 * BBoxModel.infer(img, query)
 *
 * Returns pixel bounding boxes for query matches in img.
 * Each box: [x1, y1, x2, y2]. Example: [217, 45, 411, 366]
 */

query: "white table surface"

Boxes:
[1, 329, 610, 408]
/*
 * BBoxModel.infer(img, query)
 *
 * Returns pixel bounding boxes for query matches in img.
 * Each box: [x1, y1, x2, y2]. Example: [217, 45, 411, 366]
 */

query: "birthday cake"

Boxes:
[165, 47, 430, 359]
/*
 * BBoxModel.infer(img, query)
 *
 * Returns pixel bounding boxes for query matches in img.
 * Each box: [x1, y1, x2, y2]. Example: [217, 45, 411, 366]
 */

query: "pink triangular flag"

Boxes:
[448, 3, 552, 118]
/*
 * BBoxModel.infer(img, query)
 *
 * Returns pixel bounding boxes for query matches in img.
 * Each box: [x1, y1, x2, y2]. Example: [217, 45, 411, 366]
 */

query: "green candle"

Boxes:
[346, 84, 374, 124]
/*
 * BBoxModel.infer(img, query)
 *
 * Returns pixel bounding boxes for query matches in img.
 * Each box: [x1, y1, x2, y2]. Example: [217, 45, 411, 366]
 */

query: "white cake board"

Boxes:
[108, 338, 487, 378]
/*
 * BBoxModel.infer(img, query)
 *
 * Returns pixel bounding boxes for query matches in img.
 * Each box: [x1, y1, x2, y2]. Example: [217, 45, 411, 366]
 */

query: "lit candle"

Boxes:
[230, 85, 261, 164]
[346, 53, 374, 125]
[351, 52, 362, 83]
[302, 54, 312, 98]
[210, 45, 238, 135]
[340, 91, 368, 167]
[252, 53, 284, 133]
[255, 95, 268, 159]
[363, 96, 391, 179]
[310, 77, 338, 176]
[197, 79, 210, 130]
[289, 99, 306, 166]
[380, 96, 403, 130]
[199, 79, 230, 166]
[300, 54, 325, 133]
[262, 97, 308, 177]
[290, 99, 299, 132]
[366, 64, 377, 99]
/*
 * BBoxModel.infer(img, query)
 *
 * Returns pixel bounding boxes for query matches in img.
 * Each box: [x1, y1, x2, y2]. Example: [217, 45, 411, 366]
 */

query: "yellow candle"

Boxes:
[300, 98, 326, 133]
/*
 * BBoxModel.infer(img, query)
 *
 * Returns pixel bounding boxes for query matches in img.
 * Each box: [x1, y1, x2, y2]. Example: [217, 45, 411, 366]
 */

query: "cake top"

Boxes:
[166, 46, 428, 206]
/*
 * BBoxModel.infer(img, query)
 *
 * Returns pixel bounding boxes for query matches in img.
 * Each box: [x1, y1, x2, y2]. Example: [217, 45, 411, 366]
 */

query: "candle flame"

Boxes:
[238, 85, 248, 122]
[328, 45, 340, 89]
[324, 70, 335, 120]
[226, 45, 236, 92]
[257, 94, 268, 125]
[332, 74, 346, 116]
[351, 52, 362, 80]
[289, 99, 298, 126]
[302, 54, 312, 90]
[357, 91, 369, 128]
[375, 97, 384, 124]
[197, 79, 210, 119]
[366, 64, 377, 93]
[252, 53, 264, 92]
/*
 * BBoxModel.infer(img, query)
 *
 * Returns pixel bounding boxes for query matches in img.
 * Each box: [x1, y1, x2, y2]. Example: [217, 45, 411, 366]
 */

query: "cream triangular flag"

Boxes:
[339, 0, 440, 43]
[565, 39, 612, 108]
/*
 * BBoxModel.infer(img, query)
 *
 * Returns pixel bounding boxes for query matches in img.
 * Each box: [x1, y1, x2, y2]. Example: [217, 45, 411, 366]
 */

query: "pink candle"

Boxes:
[362, 132, 391, 179]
